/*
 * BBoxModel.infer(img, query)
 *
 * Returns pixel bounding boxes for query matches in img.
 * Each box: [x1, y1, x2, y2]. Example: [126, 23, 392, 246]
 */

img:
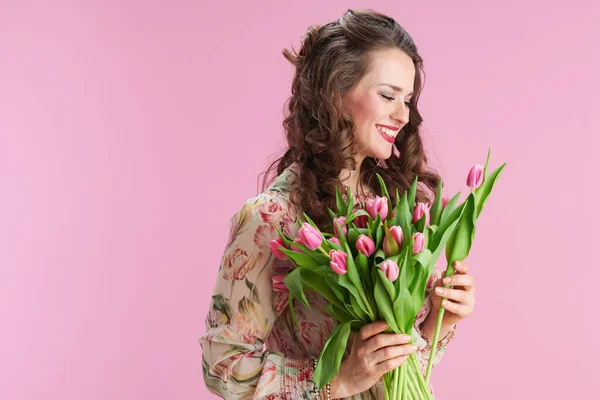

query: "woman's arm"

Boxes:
[199, 193, 321, 399]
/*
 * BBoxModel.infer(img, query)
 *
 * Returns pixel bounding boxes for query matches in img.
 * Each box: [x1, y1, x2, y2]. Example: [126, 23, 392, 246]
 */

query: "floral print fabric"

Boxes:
[199, 165, 456, 399]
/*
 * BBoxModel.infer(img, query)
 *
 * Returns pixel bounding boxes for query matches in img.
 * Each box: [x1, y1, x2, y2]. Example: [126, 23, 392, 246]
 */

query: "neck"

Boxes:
[340, 155, 366, 194]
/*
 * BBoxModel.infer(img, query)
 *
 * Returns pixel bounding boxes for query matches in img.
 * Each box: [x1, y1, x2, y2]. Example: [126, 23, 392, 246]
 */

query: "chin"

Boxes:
[371, 147, 393, 160]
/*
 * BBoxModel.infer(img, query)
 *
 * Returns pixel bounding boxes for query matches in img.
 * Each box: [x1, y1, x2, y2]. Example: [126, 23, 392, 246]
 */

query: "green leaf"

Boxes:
[396, 193, 411, 237]
[348, 223, 360, 246]
[356, 252, 373, 294]
[327, 208, 338, 221]
[325, 274, 348, 304]
[376, 173, 393, 215]
[446, 193, 476, 264]
[374, 273, 400, 332]
[408, 176, 418, 211]
[374, 248, 386, 265]
[439, 191, 462, 229]
[335, 187, 347, 216]
[314, 321, 352, 388]
[283, 268, 310, 309]
[413, 249, 432, 271]
[346, 186, 355, 219]
[429, 179, 444, 227]
[325, 302, 354, 323]
[337, 272, 370, 321]
[279, 248, 321, 270]
[300, 268, 344, 310]
[344, 209, 370, 227]
[394, 286, 417, 334]
[377, 269, 396, 300]
[475, 163, 506, 220]
[415, 213, 426, 233]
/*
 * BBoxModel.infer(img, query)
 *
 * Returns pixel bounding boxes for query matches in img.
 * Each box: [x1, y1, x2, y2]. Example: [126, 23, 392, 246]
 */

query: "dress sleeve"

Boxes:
[412, 265, 457, 375]
[199, 193, 321, 399]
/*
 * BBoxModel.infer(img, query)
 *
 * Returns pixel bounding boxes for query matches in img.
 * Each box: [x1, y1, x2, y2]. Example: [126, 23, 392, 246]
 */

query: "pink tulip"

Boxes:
[272, 275, 288, 292]
[390, 226, 403, 248]
[328, 237, 341, 246]
[354, 214, 368, 228]
[329, 249, 348, 275]
[356, 234, 375, 257]
[269, 237, 286, 260]
[333, 217, 348, 238]
[297, 222, 323, 250]
[380, 259, 399, 282]
[412, 232, 425, 254]
[442, 195, 450, 209]
[366, 195, 389, 220]
[413, 202, 430, 226]
[466, 164, 484, 189]
[291, 238, 304, 252]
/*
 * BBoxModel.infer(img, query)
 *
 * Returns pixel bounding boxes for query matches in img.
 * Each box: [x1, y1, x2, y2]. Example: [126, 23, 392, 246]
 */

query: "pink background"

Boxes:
[1, 0, 598, 398]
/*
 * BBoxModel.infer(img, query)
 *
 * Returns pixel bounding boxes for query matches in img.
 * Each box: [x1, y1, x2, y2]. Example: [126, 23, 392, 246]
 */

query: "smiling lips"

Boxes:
[376, 124, 400, 143]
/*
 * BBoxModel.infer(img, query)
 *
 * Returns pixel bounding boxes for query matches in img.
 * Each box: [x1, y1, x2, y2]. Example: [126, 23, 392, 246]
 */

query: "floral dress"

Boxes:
[199, 165, 456, 399]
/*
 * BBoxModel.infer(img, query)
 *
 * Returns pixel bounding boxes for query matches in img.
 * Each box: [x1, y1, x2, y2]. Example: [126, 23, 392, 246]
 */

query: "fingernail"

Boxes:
[410, 345, 418, 351]
[454, 261, 459, 267]
[443, 277, 451, 284]
[435, 287, 443, 294]
[404, 335, 412, 341]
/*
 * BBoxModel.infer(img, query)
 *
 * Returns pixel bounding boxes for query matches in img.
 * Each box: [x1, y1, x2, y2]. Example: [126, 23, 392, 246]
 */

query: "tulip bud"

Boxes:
[380, 259, 399, 282]
[328, 237, 341, 246]
[366, 195, 389, 220]
[390, 226, 403, 248]
[333, 217, 348, 238]
[329, 249, 348, 274]
[383, 223, 400, 257]
[356, 234, 375, 257]
[413, 232, 425, 254]
[297, 222, 323, 250]
[466, 164, 484, 189]
[413, 202, 430, 226]
[272, 275, 288, 292]
[269, 237, 287, 260]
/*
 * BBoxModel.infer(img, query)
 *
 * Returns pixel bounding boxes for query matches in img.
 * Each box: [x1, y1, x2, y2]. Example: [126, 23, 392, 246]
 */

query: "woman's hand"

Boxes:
[430, 260, 476, 326]
[329, 321, 418, 398]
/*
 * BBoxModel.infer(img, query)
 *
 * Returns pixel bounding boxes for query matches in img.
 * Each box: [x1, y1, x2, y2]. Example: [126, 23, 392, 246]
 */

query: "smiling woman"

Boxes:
[199, 8, 461, 400]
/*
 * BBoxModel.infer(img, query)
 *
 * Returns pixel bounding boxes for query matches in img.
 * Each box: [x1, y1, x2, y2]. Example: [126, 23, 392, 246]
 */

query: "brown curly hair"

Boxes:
[259, 8, 441, 233]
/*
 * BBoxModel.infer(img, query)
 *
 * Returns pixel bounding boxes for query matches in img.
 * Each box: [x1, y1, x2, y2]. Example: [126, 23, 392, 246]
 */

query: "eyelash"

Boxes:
[381, 94, 412, 106]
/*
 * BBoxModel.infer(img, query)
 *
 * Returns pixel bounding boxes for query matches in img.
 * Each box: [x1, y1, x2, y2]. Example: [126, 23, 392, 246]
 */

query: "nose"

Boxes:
[391, 103, 409, 126]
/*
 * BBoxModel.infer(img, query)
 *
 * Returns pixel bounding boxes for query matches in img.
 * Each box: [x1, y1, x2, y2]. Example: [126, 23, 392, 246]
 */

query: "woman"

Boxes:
[199, 9, 476, 399]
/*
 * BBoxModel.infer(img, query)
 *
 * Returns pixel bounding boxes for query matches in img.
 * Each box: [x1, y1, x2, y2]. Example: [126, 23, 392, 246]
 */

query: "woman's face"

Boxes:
[343, 47, 416, 163]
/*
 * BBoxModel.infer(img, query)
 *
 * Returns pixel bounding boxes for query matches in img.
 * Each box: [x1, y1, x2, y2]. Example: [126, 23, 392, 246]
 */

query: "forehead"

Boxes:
[361, 48, 416, 91]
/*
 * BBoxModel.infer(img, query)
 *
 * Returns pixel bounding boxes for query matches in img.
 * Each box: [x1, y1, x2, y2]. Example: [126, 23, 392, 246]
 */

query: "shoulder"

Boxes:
[232, 169, 300, 237]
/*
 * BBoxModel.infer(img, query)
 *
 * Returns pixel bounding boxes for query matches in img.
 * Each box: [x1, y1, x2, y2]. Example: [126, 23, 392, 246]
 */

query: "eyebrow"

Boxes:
[380, 83, 414, 95]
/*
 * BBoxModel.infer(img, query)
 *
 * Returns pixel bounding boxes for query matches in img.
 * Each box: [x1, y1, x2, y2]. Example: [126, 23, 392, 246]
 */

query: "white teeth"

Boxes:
[376, 125, 396, 137]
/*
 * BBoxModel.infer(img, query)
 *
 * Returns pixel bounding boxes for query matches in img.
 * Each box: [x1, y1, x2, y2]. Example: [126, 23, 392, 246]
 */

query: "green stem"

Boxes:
[317, 245, 329, 256]
[424, 263, 455, 384]
[406, 373, 419, 400]
[408, 354, 433, 400]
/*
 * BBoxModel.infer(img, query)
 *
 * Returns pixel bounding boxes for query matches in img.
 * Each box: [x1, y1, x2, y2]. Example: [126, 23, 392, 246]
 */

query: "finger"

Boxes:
[435, 287, 468, 303]
[453, 260, 469, 274]
[374, 354, 409, 377]
[358, 321, 389, 341]
[365, 333, 412, 354]
[442, 299, 471, 316]
[372, 343, 418, 365]
[443, 274, 475, 289]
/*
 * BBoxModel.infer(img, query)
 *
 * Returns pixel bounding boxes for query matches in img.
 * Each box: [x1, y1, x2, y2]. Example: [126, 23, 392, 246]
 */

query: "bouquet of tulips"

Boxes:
[270, 150, 505, 399]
